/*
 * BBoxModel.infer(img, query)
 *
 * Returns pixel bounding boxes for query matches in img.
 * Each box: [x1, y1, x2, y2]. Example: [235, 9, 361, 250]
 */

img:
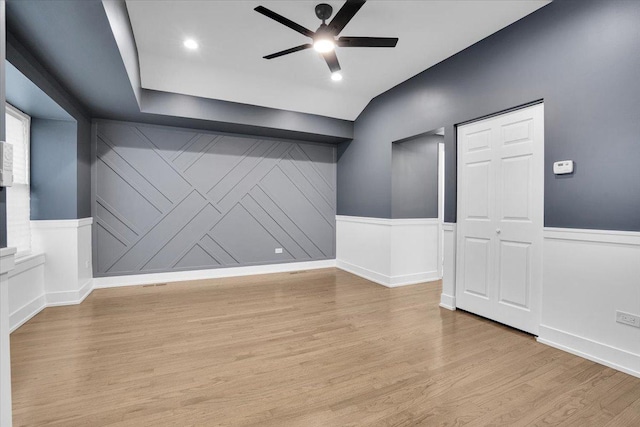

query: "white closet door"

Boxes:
[456, 103, 544, 335]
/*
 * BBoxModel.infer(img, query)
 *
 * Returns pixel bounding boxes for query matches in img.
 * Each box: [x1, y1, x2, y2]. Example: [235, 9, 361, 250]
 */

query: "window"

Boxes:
[6, 104, 31, 256]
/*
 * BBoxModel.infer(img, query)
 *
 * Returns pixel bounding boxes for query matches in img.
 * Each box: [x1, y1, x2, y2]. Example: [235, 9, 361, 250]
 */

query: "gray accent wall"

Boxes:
[338, 0, 640, 232]
[93, 121, 336, 276]
[392, 134, 441, 219]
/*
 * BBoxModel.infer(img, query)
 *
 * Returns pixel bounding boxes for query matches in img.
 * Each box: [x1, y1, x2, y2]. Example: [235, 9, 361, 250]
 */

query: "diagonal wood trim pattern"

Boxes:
[94, 121, 336, 277]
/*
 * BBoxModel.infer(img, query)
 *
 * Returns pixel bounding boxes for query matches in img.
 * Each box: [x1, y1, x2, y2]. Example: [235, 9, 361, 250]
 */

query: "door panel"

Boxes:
[466, 161, 491, 220]
[498, 240, 531, 308]
[466, 128, 492, 152]
[502, 118, 533, 146]
[501, 155, 532, 221]
[456, 103, 543, 334]
[463, 237, 491, 298]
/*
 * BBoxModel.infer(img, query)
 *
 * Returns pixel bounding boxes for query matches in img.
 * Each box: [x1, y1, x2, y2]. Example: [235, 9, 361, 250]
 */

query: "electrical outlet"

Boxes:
[275, 248, 283, 254]
[85, 260, 90, 269]
[616, 311, 640, 328]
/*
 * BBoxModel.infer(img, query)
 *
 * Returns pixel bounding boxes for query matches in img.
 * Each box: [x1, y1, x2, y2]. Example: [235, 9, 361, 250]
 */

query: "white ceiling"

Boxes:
[126, 1, 550, 121]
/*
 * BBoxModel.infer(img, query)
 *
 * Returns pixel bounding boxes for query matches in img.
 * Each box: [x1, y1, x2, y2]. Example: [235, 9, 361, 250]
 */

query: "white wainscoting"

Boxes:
[93, 259, 337, 288]
[336, 215, 441, 287]
[7, 219, 94, 334]
[0, 247, 16, 427]
[31, 218, 94, 307]
[8, 253, 46, 332]
[440, 223, 456, 310]
[538, 227, 640, 378]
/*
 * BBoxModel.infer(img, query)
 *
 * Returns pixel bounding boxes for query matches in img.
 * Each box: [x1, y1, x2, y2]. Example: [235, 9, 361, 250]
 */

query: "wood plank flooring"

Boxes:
[10, 268, 640, 426]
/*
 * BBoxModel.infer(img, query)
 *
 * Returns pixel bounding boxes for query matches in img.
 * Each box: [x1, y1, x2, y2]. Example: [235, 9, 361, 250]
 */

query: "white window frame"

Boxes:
[6, 103, 31, 257]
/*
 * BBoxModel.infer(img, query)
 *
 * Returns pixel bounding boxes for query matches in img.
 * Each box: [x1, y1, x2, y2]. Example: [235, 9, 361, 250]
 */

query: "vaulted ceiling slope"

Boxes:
[127, 0, 550, 120]
[6, 0, 550, 136]
[5, 0, 352, 143]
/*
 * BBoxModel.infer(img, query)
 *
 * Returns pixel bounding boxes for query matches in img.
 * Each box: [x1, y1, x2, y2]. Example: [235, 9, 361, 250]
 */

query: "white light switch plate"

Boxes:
[275, 248, 283, 254]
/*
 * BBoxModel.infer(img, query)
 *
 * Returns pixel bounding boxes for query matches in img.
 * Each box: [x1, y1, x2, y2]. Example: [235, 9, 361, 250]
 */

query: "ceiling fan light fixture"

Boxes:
[331, 71, 343, 81]
[313, 38, 335, 53]
[183, 38, 199, 50]
[255, 1, 398, 75]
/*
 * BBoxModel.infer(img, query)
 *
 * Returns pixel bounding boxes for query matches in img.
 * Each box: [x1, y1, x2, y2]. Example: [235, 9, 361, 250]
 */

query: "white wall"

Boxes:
[538, 228, 640, 378]
[8, 219, 94, 336]
[0, 247, 16, 427]
[31, 218, 93, 306]
[8, 253, 45, 332]
[336, 216, 441, 287]
[440, 223, 456, 310]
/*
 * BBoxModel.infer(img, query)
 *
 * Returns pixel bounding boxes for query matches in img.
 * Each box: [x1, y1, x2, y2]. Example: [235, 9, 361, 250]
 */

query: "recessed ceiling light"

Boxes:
[183, 39, 199, 50]
[331, 72, 343, 82]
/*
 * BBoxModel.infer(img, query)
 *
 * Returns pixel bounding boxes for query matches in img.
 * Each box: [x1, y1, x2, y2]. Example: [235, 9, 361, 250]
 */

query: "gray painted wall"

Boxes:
[5, 59, 86, 221]
[338, 0, 640, 232]
[30, 119, 78, 220]
[392, 134, 441, 219]
[5, 61, 73, 121]
[93, 121, 336, 276]
[7, 32, 92, 220]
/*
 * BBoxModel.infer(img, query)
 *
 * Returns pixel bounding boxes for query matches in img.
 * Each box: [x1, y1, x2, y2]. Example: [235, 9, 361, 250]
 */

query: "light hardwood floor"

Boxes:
[10, 268, 640, 426]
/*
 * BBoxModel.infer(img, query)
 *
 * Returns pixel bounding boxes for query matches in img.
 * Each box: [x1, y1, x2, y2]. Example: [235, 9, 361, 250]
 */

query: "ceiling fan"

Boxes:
[254, 0, 398, 78]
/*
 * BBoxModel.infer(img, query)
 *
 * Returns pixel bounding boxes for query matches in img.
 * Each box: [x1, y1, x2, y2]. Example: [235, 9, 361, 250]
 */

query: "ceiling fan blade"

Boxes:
[322, 50, 341, 73]
[264, 44, 313, 59]
[254, 5, 315, 38]
[337, 36, 398, 48]
[327, 0, 366, 35]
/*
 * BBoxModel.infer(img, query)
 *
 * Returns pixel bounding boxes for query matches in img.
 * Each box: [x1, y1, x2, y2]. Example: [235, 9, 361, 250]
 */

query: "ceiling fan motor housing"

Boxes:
[315, 3, 333, 22]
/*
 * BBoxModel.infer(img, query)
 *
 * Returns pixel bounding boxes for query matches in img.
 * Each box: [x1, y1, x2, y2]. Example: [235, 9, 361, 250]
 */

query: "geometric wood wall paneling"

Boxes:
[94, 121, 336, 276]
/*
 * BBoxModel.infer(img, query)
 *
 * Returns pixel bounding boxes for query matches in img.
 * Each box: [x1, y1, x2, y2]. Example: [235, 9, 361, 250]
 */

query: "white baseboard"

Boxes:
[336, 260, 391, 287]
[537, 325, 640, 379]
[389, 271, 440, 287]
[93, 259, 337, 289]
[439, 293, 456, 311]
[46, 279, 94, 307]
[9, 294, 46, 333]
[337, 260, 439, 288]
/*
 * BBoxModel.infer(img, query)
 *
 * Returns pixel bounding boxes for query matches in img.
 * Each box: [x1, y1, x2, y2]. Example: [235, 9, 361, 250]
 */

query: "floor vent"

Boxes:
[289, 270, 308, 275]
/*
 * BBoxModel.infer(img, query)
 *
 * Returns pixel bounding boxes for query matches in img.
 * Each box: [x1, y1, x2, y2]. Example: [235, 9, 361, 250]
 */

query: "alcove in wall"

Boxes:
[391, 128, 443, 219]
